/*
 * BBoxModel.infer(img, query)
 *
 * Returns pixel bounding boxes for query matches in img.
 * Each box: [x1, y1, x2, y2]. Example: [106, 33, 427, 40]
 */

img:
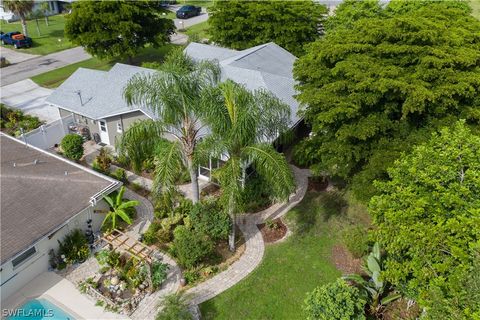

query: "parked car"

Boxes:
[0, 31, 32, 49]
[176, 5, 201, 19]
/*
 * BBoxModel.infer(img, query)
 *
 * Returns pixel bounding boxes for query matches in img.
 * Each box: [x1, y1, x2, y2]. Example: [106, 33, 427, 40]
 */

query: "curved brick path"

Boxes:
[185, 166, 310, 309]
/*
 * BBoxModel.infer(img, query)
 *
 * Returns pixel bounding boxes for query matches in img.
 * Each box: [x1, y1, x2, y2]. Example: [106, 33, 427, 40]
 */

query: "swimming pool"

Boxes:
[6, 298, 74, 320]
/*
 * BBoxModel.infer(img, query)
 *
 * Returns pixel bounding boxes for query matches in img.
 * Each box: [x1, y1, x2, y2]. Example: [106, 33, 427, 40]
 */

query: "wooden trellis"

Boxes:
[102, 229, 154, 264]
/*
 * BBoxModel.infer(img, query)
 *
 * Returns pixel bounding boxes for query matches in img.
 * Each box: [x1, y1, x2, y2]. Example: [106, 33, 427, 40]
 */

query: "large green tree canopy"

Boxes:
[65, 0, 174, 61]
[208, 0, 327, 56]
[369, 121, 480, 308]
[293, 1, 480, 200]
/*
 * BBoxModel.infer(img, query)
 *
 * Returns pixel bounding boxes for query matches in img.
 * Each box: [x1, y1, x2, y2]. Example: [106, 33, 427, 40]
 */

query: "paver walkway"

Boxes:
[57, 189, 181, 320]
[82, 142, 310, 319]
[185, 166, 310, 309]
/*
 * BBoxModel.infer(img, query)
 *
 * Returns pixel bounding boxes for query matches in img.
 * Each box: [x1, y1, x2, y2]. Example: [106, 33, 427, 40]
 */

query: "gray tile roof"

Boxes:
[185, 42, 301, 125]
[0, 134, 119, 264]
[47, 43, 300, 126]
[46, 63, 157, 120]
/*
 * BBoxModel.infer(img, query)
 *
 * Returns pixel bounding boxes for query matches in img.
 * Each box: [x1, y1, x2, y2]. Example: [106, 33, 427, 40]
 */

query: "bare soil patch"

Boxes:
[257, 218, 288, 243]
[331, 244, 364, 275]
[308, 176, 329, 192]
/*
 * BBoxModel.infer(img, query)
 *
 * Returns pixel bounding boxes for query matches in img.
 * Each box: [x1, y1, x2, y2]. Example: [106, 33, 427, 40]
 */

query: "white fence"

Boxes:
[19, 114, 75, 150]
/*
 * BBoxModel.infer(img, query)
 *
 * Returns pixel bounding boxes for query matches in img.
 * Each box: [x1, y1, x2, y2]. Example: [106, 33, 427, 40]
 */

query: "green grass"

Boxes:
[185, 21, 210, 40]
[0, 15, 73, 55]
[199, 190, 369, 320]
[31, 57, 115, 88]
[31, 44, 178, 88]
[179, 0, 215, 8]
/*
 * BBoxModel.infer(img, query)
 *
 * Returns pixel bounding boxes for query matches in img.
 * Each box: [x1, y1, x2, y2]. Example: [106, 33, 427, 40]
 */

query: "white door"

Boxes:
[98, 120, 110, 145]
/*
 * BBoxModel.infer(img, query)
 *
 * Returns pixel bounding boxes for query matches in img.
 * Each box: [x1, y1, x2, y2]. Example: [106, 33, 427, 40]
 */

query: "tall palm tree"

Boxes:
[102, 186, 139, 230]
[2, 0, 34, 37]
[199, 80, 295, 251]
[118, 49, 220, 204]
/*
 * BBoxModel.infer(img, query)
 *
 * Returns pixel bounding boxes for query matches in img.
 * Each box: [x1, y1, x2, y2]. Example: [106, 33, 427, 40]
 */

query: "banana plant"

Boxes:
[101, 186, 139, 230]
[343, 242, 401, 315]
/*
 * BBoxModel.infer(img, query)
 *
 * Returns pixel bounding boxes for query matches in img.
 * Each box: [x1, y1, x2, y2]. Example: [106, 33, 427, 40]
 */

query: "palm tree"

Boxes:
[118, 49, 220, 204]
[102, 186, 139, 230]
[2, 0, 34, 37]
[199, 80, 295, 251]
[40, 1, 49, 26]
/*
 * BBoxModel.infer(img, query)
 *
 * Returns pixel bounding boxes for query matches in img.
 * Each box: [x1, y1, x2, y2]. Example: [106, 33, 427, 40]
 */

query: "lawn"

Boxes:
[31, 44, 178, 88]
[200, 190, 370, 320]
[185, 21, 210, 40]
[0, 15, 73, 55]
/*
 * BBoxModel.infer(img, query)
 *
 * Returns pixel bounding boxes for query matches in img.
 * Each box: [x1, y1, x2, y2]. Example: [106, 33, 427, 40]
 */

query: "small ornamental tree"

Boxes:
[209, 0, 327, 56]
[370, 121, 480, 306]
[61, 134, 84, 161]
[304, 279, 366, 320]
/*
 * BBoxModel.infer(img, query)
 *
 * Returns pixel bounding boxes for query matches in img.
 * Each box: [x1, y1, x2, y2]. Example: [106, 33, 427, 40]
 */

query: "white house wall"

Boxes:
[0, 200, 109, 303]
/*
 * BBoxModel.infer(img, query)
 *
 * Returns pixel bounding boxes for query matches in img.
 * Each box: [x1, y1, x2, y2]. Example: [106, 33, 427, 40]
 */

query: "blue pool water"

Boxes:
[7, 298, 74, 320]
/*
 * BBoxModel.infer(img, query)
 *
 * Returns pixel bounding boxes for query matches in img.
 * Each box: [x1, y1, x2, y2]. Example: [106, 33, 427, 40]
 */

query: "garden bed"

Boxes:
[307, 176, 329, 192]
[257, 218, 288, 243]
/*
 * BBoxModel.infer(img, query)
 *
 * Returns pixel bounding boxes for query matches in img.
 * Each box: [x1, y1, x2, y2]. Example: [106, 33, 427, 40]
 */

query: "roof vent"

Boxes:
[13, 162, 16, 167]
[64, 171, 68, 176]
[34, 159, 39, 165]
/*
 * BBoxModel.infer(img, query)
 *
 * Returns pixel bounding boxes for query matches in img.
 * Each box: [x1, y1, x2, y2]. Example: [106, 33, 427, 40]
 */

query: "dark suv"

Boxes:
[176, 5, 201, 19]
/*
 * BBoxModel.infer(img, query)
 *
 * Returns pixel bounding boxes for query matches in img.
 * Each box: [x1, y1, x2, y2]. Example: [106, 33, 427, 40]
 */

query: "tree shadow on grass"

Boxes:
[289, 190, 348, 236]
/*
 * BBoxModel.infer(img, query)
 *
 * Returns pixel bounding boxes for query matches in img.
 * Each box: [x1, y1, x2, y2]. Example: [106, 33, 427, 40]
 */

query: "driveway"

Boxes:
[0, 47, 39, 64]
[0, 46, 91, 86]
[0, 79, 60, 123]
[173, 12, 209, 29]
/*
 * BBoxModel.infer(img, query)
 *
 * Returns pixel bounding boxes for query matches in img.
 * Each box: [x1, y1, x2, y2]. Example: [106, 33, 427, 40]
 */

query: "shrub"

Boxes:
[265, 219, 279, 230]
[341, 225, 370, 258]
[155, 293, 192, 320]
[172, 226, 214, 268]
[57, 229, 90, 264]
[304, 279, 366, 320]
[188, 200, 230, 240]
[143, 221, 162, 245]
[111, 168, 127, 183]
[61, 134, 84, 160]
[241, 174, 273, 212]
[95, 147, 112, 173]
[151, 261, 169, 290]
[183, 267, 201, 285]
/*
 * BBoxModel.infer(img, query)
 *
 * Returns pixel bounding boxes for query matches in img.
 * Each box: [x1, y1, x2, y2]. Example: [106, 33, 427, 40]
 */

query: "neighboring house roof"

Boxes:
[0, 134, 120, 264]
[46, 63, 157, 120]
[185, 42, 301, 126]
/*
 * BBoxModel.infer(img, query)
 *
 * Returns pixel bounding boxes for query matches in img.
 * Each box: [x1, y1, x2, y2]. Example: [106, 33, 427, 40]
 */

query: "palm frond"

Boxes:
[213, 156, 243, 215]
[243, 144, 295, 201]
[116, 119, 167, 173]
[253, 88, 291, 143]
[152, 140, 184, 198]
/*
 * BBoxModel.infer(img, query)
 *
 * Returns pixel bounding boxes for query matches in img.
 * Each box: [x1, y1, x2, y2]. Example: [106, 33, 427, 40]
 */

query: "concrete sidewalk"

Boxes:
[0, 46, 91, 86]
[0, 79, 59, 123]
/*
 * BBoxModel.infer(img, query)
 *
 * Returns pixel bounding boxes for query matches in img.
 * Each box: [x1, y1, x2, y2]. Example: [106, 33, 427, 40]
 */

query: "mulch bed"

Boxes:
[307, 176, 329, 192]
[257, 218, 288, 243]
[331, 244, 364, 275]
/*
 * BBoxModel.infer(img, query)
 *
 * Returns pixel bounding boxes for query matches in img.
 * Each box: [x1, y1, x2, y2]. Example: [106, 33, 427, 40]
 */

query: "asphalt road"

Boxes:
[0, 46, 91, 86]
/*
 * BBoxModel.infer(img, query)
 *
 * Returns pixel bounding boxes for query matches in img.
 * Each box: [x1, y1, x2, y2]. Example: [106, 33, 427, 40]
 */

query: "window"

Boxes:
[116, 122, 123, 133]
[99, 120, 107, 132]
[12, 247, 36, 268]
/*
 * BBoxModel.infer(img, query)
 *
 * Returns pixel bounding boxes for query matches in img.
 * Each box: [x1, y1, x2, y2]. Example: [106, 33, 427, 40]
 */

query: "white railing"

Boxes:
[19, 114, 74, 150]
